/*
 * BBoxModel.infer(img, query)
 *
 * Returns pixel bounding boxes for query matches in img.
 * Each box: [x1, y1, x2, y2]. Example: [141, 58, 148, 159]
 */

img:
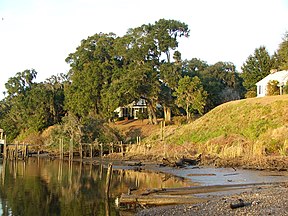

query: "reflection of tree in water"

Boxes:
[0, 158, 192, 215]
[0, 160, 61, 215]
[111, 169, 192, 196]
[0, 159, 115, 215]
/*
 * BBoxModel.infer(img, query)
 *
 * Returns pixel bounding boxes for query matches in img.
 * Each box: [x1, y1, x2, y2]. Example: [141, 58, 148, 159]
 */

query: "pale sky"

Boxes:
[0, 0, 288, 99]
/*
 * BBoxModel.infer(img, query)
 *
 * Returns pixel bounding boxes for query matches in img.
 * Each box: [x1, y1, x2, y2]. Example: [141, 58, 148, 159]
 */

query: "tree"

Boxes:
[1, 69, 67, 142]
[44, 73, 67, 124]
[182, 58, 209, 77]
[274, 32, 288, 70]
[159, 51, 183, 123]
[111, 19, 189, 124]
[4, 69, 39, 132]
[153, 20, 189, 123]
[65, 33, 118, 119]
[186, 61, 244, 110]
[174, 76, 207, 120]
[241, 46, 273, 97]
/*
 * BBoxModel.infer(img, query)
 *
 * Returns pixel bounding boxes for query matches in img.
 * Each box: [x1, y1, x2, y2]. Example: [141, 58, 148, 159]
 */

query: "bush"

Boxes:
[245, 90, 256, 98]
[172, 116, 188, 125]
[267, 80, 280, 96]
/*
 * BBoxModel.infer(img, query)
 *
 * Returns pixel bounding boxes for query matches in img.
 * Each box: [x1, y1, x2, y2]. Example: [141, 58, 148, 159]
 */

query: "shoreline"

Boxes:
[136, 182, 288, 216]
[30, 154, 288, 215]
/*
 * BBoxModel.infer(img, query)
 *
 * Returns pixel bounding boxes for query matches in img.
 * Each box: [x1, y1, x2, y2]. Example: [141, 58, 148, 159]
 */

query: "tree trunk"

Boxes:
[186, 104, 190, 121]
[147, 101, 158, 125]
[164, 106, 171, 123]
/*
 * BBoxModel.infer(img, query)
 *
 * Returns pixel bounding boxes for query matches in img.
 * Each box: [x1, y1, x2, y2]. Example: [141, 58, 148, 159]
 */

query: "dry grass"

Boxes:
[121, 95, 288, 169]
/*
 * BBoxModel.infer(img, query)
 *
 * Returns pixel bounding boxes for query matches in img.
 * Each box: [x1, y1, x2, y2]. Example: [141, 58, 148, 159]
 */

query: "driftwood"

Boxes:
[230, 199, 251, 209]
[223, 173, 239, 176]
[128, 161, 143, 166]
[160, 154, 202, 168]
[141, 188, 166, 196]
[119, 194, 205, 206]
[120, 182, 275, 206]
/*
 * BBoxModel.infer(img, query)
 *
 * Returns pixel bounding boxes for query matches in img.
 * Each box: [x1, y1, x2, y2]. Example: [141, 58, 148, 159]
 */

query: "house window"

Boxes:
[258, 85, 262, 95]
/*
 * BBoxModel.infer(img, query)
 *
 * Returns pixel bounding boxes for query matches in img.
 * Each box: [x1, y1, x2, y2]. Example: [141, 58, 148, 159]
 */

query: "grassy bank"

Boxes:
[126, 95, 288, 169]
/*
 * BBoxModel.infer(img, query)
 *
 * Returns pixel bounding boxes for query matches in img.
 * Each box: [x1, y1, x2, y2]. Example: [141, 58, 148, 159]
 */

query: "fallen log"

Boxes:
[161, 155, 201, 168]
[230, 199, 251, 209]
[119, 182, 279, 206]
[223, 173, 239, 176]
[119, 194, 206, 206]
[128, 161, 143, 166]
[126, 182, 278, 197]
[141, 188, 166, 196]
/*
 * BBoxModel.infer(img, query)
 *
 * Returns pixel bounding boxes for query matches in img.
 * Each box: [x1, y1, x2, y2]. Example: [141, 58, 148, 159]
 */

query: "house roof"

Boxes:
[256, 70, 288, 85]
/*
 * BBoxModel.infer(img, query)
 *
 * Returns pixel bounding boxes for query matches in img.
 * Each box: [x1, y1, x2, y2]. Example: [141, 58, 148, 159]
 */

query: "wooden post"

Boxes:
[62, 139, 64, 159]
[90, 144, 93, 159]
[3, 135, 7, 159]
[161, 121, 165, 141]
[100, 143, 103, 158]
[15, 142, 18, 159]
[105, 163, 113, 196]
[37, 144, 40, 157]
[26, 144, 28, 158]
[69, 136, 73, 161]
[59, 138, 62, 159]
[120, 141, 124, 157]
[80, 143, 83, 159]
[59, 139, 61, 159]
[163, 121, 166, 141]
[21, 143, 24, 159]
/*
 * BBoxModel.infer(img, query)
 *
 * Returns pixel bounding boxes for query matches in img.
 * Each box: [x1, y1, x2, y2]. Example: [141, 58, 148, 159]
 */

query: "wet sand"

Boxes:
[136, 182, 288, 216]
[111, 160, 288, 215]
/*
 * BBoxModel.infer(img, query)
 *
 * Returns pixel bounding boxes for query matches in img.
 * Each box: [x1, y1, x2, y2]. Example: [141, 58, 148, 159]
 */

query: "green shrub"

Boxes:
[172, 116, 187, 125]
[267, 80, 280, 96]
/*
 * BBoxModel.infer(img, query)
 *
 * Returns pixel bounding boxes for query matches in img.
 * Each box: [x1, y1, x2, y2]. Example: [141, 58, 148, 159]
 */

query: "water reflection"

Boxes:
[0, 158, 192, 216]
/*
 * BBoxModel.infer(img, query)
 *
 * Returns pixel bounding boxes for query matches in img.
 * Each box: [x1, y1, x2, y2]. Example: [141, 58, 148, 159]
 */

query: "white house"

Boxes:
[256, 70, 288, 97]
[115, 99, 147, 119]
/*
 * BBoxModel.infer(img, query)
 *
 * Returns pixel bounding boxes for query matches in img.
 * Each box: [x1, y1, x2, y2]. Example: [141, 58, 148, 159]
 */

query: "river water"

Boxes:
[0, 158, 193, 216]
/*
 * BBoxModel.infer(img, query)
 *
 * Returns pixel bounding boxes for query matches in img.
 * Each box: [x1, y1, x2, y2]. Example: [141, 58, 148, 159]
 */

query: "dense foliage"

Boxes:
[0, 20, 287, 145]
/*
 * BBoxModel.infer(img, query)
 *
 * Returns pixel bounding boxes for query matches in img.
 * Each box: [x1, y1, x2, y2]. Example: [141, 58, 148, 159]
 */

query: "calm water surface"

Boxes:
[0, 158, 192, 216]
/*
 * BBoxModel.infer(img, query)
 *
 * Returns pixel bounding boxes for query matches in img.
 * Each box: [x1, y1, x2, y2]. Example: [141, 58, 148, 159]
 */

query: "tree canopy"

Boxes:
[1, 19, 286, 144]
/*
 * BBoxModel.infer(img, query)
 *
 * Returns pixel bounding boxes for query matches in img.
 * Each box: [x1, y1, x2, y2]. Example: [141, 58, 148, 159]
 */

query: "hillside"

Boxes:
[123, 95, 288, 169]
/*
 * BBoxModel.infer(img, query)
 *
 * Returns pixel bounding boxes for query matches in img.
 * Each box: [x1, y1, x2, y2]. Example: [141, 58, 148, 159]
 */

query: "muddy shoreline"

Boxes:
[96, 154, 288, 215]
[136, 182, 288, 216]
[44, 152, 288, 215]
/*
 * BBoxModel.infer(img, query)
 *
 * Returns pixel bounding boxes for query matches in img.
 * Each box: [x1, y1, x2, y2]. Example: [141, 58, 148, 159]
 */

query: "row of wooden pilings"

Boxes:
[58, 139, 128, 161]
[1, 142, 31, 160]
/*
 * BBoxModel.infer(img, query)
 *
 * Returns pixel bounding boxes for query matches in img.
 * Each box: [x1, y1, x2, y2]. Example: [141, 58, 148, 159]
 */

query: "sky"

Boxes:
[0, 0, 288, 99]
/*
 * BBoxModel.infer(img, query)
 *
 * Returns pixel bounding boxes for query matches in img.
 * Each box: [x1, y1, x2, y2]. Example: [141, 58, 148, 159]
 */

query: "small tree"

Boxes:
[174, 76, 207, 121]
[241, 46, 273, 96]
[267, 80, 280, 96]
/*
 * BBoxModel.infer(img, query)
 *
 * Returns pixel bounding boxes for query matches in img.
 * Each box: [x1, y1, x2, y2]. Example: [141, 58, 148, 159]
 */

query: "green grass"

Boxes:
[152, 95, 288, 159]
